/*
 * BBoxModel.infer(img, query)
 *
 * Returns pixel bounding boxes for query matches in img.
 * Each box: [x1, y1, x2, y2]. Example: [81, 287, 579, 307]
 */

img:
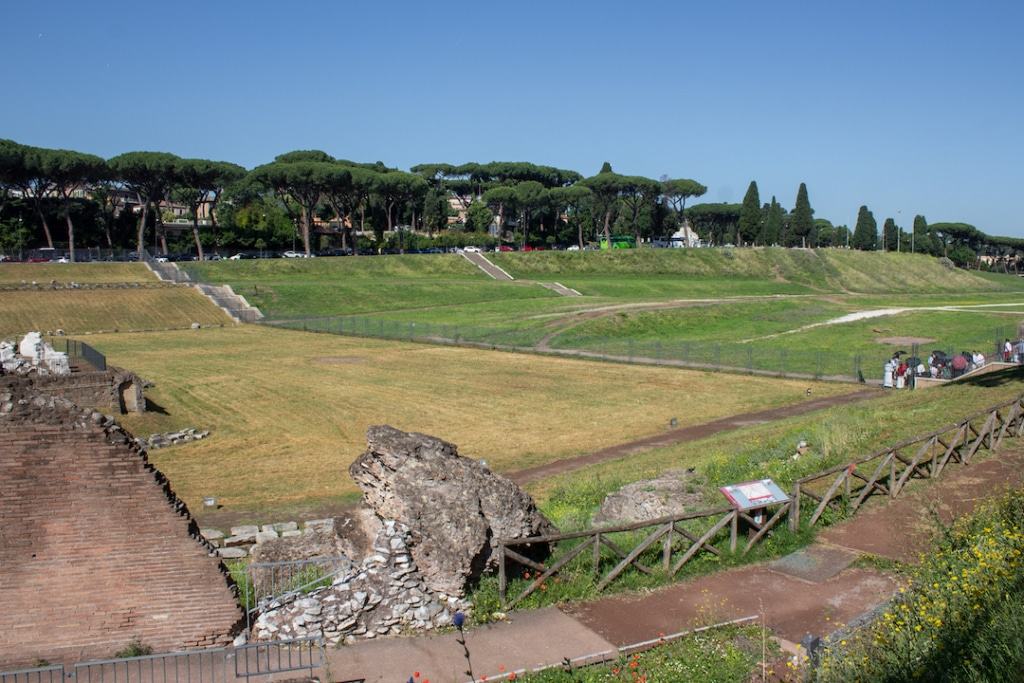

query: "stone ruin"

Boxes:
[252, 425, 556, 645]
[594, 468, 706, 525]
[0, 386, 241, 667]
[1, 332, 70, 376]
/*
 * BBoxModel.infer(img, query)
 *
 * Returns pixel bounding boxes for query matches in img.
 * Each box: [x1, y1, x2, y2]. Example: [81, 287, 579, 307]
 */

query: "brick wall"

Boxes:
[0, 368, 144, 415]
[0, 390, 242, 667]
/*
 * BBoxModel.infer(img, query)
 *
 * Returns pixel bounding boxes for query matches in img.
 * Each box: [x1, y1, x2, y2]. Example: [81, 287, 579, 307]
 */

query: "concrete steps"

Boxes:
[194, 283, 264, 323]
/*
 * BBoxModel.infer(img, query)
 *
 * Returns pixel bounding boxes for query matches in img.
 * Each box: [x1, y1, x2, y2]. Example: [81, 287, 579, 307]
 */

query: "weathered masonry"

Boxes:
[0, 368, 145, 414]
[0, 387, 242, 667]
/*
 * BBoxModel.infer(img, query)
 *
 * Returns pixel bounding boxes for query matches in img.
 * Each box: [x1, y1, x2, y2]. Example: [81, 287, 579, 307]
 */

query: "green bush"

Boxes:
[813, 491, 1024, 682]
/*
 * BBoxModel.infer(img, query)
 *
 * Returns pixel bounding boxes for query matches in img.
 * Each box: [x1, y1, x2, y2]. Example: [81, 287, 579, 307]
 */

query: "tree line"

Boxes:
[0, 138, 1016, 267]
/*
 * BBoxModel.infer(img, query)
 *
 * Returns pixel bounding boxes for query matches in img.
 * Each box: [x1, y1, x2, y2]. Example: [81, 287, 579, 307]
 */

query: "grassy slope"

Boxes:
[491, 248, 1008, 295]
[528, 369, 1024, 522]
[89, 325, 851, 519]
[465, 369, 1024, 616]
[552, 302, 1024, 361]
[184, 254, 560, 318]
[0, 262, 156, 283]
[0, 288, 232, 336]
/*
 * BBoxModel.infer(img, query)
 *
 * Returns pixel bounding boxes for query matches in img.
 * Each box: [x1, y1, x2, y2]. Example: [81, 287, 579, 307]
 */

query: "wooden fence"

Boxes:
[496, 393, 1024, 608]
[790, 394, 1024, 531]
[497, 502, 791, 609]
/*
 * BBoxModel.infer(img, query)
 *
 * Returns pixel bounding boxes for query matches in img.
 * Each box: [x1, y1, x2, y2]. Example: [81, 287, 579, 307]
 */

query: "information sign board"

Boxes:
[719, 478, 790, 511]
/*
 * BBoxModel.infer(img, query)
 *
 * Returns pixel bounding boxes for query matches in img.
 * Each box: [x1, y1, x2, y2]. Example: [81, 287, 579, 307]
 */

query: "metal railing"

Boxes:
[47, 337, 107, 371]
[233, 637, 323, 680]
[1, 638, 330, 683]
[244, 556, 352, 629]
[74, 648, 227, 683]
[0, 665, 65, 683]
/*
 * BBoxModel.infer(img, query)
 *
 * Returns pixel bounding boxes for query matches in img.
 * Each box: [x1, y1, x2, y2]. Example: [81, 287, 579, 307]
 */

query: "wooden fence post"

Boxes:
[498, 543, 506, 607]
[790, 483, 801, 532]
[730, 511, 738, 553]
[663, 523, 673, 571]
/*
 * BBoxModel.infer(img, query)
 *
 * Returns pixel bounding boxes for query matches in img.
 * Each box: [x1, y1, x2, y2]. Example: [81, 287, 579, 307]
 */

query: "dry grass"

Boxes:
[0, 263, 156, 283]
[0, 288, 232, 336]
[87, 325, 852, 519]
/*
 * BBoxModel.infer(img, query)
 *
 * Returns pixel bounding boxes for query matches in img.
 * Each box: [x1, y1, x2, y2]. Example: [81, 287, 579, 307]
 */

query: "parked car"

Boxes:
[566, 245, 580, 251]
[282, 250, 304, 258]
[463, 246, 482, 253]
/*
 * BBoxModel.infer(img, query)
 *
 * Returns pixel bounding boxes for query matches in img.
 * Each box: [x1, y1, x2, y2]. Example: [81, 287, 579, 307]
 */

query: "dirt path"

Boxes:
[510, 389, 881, 484]
[742, 302, 1024, 343]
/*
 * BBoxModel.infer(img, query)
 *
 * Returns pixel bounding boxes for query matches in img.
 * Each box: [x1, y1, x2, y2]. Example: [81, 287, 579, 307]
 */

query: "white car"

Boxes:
[229, 253, 244, 260]
[282, 250, 303, 258]
[566, 245, 580, 251]
[463, 246, 482, 253]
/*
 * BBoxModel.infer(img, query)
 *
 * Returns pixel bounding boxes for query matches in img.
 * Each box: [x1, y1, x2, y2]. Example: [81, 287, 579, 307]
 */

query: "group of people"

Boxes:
[1003, 338, 1024, 363]
[883, 349, 989, 389]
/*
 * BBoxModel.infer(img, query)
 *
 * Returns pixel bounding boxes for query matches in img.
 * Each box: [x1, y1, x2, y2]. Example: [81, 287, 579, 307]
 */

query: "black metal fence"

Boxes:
[47, 337, 107, 372]
[0, 637, 330, 683]
[269, 316, 1015, 383]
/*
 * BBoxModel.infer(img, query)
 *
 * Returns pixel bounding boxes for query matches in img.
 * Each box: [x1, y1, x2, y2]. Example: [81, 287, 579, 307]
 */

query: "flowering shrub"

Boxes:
[814, 492, 1024, 682]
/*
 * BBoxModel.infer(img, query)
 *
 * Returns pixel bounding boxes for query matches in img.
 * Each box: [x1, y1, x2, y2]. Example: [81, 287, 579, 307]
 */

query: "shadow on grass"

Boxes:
[144, 398, 170, 415]
[953, 365, 1024, 388]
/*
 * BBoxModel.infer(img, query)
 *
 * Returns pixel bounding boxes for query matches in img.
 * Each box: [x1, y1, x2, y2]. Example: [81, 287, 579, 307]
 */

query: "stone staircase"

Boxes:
[142, 253, 264, 323]
[195, 283, 265, 323]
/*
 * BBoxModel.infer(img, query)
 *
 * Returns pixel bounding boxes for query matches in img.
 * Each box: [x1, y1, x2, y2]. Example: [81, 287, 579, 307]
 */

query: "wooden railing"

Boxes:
[497, 502, 791, 609]
[790, 394, 1024, 531]
[496, 393, 1024, 609]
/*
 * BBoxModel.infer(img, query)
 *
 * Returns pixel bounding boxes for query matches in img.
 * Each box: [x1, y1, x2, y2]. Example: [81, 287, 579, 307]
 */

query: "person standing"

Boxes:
[1004, 339, 1013, 362]
[883, 358, 895, 388]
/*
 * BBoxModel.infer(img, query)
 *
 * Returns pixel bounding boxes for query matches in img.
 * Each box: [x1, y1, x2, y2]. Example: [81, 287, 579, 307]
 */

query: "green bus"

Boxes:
[599, 235, 636, 250]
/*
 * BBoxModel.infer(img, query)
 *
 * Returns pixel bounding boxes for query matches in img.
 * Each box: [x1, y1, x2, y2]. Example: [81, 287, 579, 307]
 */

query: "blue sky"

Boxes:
[2, 1, 1021, 235]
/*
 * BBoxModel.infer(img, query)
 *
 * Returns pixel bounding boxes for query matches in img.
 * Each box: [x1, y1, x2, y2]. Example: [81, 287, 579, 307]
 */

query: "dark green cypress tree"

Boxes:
[738, 180, 761, 245]
[791, 182, 814, 247]
[851, 205, 877, 251]
[599, 161, 613, 174]
[912, 214, 928, 254]
[760, 196, 784, 245]
[882, 217, 899, 251]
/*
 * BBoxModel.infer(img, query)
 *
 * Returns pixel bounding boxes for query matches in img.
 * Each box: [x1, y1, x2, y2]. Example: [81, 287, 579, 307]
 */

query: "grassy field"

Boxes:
[0, 287, 232, 336]
[86, 324, 852, 520]
[0, 262, 156, 283]
[550, 301, 1023, 360]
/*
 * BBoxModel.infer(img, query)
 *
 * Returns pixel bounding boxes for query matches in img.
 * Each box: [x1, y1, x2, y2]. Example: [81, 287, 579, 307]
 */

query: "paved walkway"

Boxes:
[460, 251, 514, 281]
[327, 443, 1024, 683]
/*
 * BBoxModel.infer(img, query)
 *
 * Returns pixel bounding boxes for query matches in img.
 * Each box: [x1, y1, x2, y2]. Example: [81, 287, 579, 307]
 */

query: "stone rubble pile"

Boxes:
[1, 333, 70, 376]
[245, 426, 553, 644]
[204, 519, 327, 558]
[136, 427, 210, 450]
[0, 280, 175, 291]
[252, 520, 470, 645]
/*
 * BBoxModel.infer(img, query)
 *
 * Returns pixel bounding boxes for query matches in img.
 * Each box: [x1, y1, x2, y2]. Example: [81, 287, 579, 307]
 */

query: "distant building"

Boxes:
[670, 221, 701, 248]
